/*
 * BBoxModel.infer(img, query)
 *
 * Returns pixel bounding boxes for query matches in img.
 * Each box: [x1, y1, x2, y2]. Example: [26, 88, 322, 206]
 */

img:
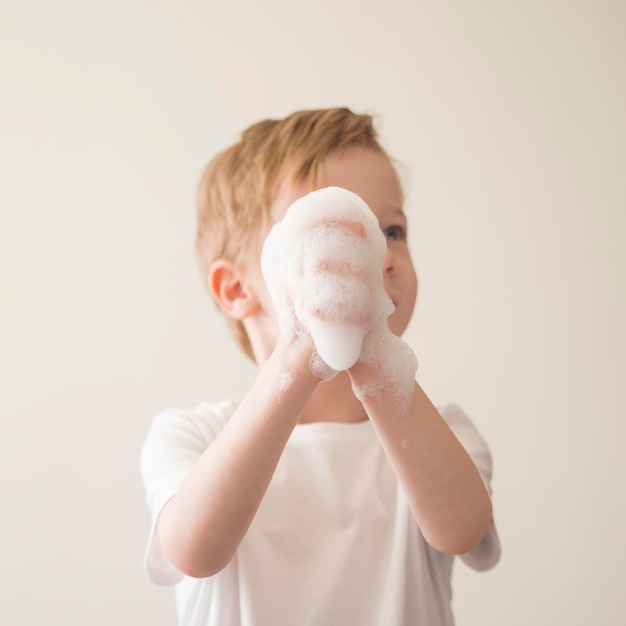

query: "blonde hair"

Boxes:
[196, 107, 387, 360]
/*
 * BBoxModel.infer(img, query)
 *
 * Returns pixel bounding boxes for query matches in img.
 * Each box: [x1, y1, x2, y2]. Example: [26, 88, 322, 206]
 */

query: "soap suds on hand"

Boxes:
[261, 186, 417, 402]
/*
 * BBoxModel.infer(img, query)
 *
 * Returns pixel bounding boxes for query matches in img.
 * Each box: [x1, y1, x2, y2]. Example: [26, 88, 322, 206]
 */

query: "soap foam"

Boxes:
[261, 185, 417, 405]
[355, 323, 418, 411]
[261, 186, 393, 371]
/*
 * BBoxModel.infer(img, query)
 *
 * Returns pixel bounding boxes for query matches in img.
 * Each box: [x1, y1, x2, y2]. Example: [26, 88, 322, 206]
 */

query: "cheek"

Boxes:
[403, 256, 418, 305]
[387, 309, 409, 337]
[411, 269, 419, 305]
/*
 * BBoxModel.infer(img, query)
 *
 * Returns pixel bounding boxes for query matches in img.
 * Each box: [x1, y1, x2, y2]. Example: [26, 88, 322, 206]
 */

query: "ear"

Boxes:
[208, 259, 260, 320]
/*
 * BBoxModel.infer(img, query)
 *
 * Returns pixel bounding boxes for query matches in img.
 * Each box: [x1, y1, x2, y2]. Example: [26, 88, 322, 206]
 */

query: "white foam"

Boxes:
[261, 186, 393, 371]
[261, 186, 417, 404]
[355, 323, 418, 411]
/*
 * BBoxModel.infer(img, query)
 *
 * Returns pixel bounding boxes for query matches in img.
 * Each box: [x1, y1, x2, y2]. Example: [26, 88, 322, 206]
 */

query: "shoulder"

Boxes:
[438, 403, 494, 487]
[438, 404, 489, 451]
[149, 399, 237, 442]
[140, 400, 237, 479]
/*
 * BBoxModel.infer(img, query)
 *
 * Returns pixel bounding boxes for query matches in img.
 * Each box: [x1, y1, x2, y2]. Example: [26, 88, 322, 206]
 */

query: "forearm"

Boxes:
[158, 342, 319, 577]
[350, 366, 492, 555]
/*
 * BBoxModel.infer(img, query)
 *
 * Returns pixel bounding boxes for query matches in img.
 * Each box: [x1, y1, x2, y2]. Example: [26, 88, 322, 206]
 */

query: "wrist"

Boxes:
[348, 325, 418, 410]
[271, 334, 326, 386]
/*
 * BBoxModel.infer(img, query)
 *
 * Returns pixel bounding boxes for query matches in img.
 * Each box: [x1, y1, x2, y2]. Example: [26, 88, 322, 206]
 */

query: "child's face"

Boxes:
[267, 146, 418, 340]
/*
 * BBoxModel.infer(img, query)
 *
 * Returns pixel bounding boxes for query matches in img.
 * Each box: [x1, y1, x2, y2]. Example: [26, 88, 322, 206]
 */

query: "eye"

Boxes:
[383, 225, 406, 242]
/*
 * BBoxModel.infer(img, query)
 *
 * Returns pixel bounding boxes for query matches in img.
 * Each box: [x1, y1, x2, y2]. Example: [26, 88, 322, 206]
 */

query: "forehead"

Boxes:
[271, 146, 404, 226]
[318, 147, 404, 225]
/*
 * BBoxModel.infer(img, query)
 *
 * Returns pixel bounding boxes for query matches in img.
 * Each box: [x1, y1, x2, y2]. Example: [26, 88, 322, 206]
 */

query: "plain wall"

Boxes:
[1, 1, 624, 624]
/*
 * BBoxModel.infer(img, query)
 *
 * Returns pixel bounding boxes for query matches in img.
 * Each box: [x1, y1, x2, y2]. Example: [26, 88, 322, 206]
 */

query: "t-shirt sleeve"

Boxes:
[439, 404, 501, 572]
[139, 401, 235, 585]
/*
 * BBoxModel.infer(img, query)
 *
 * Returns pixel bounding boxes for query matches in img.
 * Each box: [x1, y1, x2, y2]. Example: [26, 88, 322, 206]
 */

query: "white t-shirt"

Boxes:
[141, 401, 500, 626]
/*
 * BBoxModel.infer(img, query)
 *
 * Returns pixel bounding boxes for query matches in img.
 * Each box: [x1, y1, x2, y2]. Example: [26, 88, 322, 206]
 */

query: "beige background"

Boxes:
[1, 1, 624, 624]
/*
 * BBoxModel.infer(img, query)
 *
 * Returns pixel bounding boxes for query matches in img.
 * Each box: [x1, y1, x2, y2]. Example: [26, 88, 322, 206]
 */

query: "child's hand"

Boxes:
[348, 323, 418, 410]
[261, 187, 393, 373]
[291, 216, 393, 370]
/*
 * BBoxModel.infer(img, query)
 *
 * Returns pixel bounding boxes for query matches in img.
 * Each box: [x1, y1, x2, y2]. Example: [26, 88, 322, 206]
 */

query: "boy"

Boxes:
[141, 107, 500, 626]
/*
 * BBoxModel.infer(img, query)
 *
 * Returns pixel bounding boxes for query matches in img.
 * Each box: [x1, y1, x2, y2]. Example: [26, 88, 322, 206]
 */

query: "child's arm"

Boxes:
[264, 188, 493, 555]
[348, 360, 493, 555]
[155, 337, 319, 578]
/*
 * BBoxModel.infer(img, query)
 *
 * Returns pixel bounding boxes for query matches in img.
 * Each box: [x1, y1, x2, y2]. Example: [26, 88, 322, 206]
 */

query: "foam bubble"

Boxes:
[261, 186, 393, 371]
[356, 324, 418, 411]
[261, 186, 417, 404]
